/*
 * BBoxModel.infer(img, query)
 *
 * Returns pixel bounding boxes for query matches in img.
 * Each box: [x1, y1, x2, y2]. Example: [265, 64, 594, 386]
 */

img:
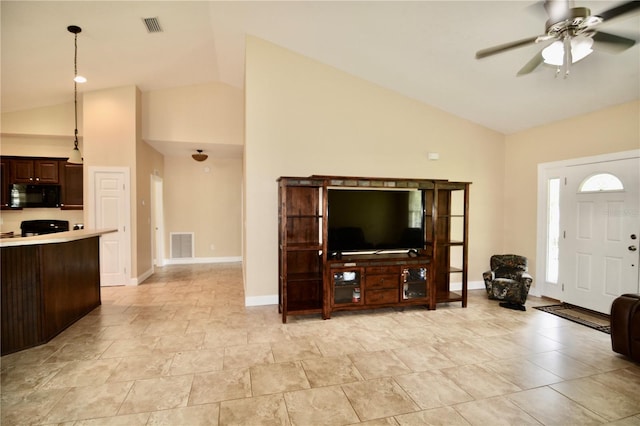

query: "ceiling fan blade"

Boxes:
[544, 0, 572, 22]
[592, 31, 637, 52]
[517, 51, 545, 76]
[476, 36, 539, 59]
[596, 1, 640, 22]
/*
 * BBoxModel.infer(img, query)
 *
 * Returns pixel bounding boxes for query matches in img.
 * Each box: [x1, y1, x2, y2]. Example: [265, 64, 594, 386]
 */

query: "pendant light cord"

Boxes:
[73, 33, 79, 149]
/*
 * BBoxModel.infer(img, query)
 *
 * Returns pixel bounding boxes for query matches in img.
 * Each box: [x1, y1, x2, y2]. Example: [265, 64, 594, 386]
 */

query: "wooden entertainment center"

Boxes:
[278, 175, 470, 323]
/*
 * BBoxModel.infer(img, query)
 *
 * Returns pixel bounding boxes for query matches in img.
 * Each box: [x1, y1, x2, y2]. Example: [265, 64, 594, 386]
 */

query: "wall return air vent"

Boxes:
[142, 17, 162, 33]
[170, 232, 194, 259]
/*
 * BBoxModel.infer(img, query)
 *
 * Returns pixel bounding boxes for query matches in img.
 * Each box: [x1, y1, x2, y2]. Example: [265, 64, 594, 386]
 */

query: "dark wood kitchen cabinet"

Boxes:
[60, 162, 83, 209]
[11, 158, 60, 184]
[0, 158, 9, 208]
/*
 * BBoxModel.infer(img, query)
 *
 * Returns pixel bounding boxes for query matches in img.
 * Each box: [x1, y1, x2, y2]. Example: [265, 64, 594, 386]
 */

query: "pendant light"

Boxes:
[192, 149, 208, 162]
[67, 25, 84, 164]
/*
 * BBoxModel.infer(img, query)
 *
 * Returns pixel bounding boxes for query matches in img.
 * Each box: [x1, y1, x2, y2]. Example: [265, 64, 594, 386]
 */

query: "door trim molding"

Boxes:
[536, 149, 640, 299]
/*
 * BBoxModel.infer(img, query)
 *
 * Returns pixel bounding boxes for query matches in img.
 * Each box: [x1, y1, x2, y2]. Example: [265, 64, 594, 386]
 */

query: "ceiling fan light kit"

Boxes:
[475, 0, 640, 77]
[542, 35, 593, 66]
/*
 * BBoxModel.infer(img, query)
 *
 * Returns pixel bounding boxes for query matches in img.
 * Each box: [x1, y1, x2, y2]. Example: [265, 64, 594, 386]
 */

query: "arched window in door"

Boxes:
[579, 173, 624, 192]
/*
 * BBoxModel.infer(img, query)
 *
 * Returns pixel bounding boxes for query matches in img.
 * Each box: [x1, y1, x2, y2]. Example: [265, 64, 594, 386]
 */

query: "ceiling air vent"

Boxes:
[142, 17, 162, 33]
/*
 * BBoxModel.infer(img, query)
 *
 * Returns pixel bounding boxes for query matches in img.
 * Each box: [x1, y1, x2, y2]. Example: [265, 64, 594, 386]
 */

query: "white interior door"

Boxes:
[560, 157, 640, 313]
[90, 167, 131, 286]
[151, 174, 165, 267]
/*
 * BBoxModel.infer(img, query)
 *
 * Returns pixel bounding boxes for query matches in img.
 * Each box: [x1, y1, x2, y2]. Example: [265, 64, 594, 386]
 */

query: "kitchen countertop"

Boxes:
[0, 228, 117, 248]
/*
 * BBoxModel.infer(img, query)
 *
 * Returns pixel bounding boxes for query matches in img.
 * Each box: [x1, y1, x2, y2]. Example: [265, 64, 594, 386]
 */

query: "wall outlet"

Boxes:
[210, 244, 215, 251]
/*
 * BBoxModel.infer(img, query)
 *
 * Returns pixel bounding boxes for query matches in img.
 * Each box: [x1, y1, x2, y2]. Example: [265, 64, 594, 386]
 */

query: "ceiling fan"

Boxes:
[475, 0, 640, 77]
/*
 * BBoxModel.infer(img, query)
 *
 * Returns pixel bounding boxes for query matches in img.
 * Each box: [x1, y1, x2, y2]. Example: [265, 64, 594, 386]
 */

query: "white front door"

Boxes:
[90, 167, 131, 286]
[561, 157, 640, 313]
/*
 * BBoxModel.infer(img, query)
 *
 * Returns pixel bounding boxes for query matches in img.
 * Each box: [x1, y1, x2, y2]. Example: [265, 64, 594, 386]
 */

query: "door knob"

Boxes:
[630, 245, 638, 252]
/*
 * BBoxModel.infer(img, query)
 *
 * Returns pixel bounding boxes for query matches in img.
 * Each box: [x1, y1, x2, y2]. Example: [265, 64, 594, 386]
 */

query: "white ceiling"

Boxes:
[2, 1, 639, 152]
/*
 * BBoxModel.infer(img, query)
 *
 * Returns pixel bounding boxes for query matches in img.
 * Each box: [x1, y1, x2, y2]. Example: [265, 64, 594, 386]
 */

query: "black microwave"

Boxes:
[10, 184, 61, 208]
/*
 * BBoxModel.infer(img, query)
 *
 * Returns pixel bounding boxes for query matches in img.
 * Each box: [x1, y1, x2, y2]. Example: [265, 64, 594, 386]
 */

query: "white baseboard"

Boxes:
[163, 256, 242, 265]
[451, 280, 485, 291]
[130, 267, 154, 286]
[246, 294, 278, 307]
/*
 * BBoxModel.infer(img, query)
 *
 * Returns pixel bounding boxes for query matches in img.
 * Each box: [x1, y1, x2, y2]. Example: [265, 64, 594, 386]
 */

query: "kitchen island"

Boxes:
[1, 229, 116, 355]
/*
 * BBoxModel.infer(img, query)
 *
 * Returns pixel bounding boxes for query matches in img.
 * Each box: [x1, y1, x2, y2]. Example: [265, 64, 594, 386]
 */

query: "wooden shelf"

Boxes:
[278, 176, 469, 322]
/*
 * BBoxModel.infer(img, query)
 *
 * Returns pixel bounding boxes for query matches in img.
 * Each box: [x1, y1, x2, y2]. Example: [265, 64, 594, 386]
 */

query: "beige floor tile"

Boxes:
[482, 357, 563, 389]
[223, 343, 274, 369]
[350, 350, 412, 379]
[118, 375, 193, 415]
[301, 356, 363, 387]
[590, 367, 640, 405]
[107, 354, 173, 382]
[40, 358, 122, 389]
[44, 381, 134, 423]
[551, 376, 640, 421]
[73, 413, 151, 425]
[441, 364, 522, 399]
[355, 329, 406, 351]
[432, 341, 495, 366]
[190, 368, 251, 404]
[453, 395, 541, 425]
[203, 328, 248, 349]
[248, 325, 290, 344]
[341, 377, 420, 421]
[155, 331, 206, 353]
[169, 348, 224, 375]
[1, 362, 67, 393]
[98, 323, 148, 340]
[250, 361, 310, 396]
[394, 370, 473, 409]
[147, 403, 220, 425]
[507, 386, 607, 425]
[394, 406, 471, 425]
[219, 393, 290, 425]
[99, 336, 160, 359]
[45, 340, 114, 363]
[314, 335, 368, 357]
[284, 385, 360, 425]
[352, 418, 400, 426]
[271, 338, 322, 362]
[3, 264, 640, 425]
[466, 334, 531, 359]
[526, 350, 602, 380]
[392, 344, 456, 372]
[1, 388, 69, 425]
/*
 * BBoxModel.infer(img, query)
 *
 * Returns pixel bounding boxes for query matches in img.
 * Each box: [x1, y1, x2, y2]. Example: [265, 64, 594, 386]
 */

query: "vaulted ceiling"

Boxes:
[2, 1, 639, 136]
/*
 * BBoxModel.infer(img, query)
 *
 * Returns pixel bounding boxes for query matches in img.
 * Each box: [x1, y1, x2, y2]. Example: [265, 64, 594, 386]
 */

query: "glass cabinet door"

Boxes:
[333, 269, 362, 305]
[402, 267, 427, 300]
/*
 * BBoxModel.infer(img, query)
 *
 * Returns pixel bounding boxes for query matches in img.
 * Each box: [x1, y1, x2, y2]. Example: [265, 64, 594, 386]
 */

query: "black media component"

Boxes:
[327, 189, 425, 253]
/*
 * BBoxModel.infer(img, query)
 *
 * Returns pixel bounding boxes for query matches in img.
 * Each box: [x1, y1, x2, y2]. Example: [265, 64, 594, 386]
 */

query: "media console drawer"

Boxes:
[365, 273, 398, 290]
[365, 289, 398, 305]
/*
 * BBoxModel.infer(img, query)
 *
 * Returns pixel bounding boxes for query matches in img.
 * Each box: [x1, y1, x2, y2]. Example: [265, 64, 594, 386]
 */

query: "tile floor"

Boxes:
[2, 262, 640, 425]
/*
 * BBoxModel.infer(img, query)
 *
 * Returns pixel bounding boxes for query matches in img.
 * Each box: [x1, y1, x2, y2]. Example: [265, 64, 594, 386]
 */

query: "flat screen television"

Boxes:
[327, 188, 425, 254]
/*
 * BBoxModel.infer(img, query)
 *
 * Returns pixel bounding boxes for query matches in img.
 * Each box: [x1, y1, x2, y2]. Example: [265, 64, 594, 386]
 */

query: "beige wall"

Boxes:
[503, 100, 640, 290]
[244, 36, 505, 301]
[141, 82, 244, 262]
[143, 82, 244, 146]
[1, 102, 79, 137]
[163, 155, 243, 259]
